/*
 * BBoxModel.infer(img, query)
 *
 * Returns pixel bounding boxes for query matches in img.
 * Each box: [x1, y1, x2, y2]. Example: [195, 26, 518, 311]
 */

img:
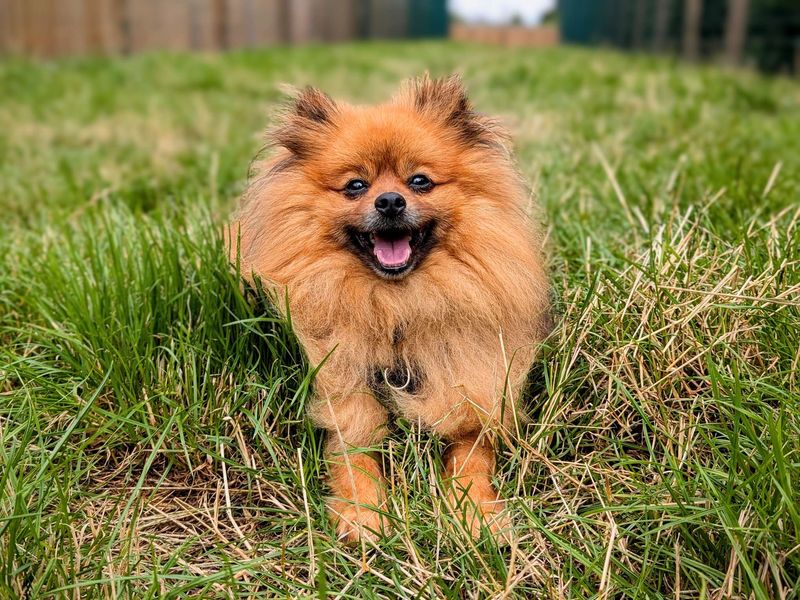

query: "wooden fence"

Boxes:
[450, 24, 559, 48]
[0, 0, 446, 57]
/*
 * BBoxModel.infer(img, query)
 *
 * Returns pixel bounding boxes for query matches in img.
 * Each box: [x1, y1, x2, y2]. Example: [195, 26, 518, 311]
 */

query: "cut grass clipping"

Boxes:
[1, 42, 799, 598]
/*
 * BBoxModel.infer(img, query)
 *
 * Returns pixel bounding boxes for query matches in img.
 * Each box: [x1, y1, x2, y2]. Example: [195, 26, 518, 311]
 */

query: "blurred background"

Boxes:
[0, 0, 798, 74]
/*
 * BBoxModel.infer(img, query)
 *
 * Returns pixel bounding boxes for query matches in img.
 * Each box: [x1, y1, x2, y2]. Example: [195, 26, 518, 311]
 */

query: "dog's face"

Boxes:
[266, 76, 518, 281]
[307, 108, 455, 279]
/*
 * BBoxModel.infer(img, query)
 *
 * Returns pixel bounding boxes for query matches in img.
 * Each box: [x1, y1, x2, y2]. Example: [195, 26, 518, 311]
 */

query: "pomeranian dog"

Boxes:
[230, 75, 551, 542]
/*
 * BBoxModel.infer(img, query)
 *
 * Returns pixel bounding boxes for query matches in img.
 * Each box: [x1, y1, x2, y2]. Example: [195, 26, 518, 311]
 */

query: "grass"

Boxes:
[0, 41, 798, 598]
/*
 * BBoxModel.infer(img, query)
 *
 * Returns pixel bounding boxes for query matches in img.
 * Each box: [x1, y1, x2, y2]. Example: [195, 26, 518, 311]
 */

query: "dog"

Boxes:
[230, 75, 552, 542]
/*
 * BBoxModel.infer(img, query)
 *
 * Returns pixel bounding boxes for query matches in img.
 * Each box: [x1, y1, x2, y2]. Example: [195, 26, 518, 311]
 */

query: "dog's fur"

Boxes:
[230, 75, 551, 542]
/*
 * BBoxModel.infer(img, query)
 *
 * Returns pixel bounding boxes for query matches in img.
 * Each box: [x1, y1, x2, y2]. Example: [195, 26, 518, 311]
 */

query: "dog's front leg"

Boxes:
[443, 433, 510, 539]
[313, 391, 390, 543]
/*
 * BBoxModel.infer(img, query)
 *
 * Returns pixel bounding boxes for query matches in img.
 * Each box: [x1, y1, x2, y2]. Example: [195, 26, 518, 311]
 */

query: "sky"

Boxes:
[448, 0, 556, 26]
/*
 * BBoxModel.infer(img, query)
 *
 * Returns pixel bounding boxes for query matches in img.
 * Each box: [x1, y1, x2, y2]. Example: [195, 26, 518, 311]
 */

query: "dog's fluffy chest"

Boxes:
[366, 325, 425, 410]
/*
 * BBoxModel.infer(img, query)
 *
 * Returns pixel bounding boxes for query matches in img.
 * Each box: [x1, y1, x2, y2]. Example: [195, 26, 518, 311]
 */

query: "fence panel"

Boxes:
[226, 0, 286, 48]
[128, 0, 193, 53]
[0, 0, 447, 57]
[559, 0, 799, 74]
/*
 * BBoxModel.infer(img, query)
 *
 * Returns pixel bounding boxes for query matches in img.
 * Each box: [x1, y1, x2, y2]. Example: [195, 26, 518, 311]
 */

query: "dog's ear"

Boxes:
[273, 86, 338, 158]
[401, 74, 508, 150]
[291, 86, 337, 124]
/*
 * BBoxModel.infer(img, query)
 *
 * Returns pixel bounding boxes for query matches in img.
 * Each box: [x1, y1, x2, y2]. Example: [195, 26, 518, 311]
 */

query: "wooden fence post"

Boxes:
[724, 0, 749, 66]
[653, 0, 672, 52]
[212, 0, 228, 49]
[323, 0, 357, 42]
[112, 0, 131, 54]
[682, 0, 702, 61]
[288, 0, 313, 43]
[0, 0, 24, 53]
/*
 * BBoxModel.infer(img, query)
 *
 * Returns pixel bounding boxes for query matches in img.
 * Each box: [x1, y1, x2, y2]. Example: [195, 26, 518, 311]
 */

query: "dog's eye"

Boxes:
[344, 179, 368, 196]
[408, 174, 433, 192]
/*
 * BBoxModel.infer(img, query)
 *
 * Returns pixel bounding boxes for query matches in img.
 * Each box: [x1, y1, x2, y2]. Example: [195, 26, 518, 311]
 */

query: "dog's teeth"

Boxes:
[369, 233, 375, 243]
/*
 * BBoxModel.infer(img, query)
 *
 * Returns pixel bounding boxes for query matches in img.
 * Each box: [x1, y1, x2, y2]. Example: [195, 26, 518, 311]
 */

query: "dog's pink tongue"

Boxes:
[373, 234, 412, 267]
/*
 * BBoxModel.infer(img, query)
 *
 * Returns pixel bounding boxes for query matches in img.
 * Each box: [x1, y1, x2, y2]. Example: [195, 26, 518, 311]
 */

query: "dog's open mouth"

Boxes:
[347, 222, 435, 278]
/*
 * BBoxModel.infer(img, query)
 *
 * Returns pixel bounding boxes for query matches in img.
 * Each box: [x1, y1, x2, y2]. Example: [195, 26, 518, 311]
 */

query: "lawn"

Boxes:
[1, 41, 799, 598]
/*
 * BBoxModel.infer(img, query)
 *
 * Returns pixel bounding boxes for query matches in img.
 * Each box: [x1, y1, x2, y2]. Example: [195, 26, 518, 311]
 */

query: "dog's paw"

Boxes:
[478, 498, 514, 545]
[329, 499, 389, 544]
[447, 486, 514, 544]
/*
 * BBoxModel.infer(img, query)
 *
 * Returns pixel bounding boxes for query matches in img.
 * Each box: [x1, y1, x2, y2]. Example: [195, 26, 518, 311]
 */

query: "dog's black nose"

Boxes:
[374, 192, 406, 218]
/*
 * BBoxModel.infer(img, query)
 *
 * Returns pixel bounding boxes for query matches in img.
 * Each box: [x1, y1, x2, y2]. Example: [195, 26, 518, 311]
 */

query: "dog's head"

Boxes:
[261, 75, 522, 281]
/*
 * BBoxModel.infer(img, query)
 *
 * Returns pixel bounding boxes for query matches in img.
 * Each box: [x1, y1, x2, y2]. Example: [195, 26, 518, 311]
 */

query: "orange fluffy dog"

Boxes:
[231, 75, 551, 542]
